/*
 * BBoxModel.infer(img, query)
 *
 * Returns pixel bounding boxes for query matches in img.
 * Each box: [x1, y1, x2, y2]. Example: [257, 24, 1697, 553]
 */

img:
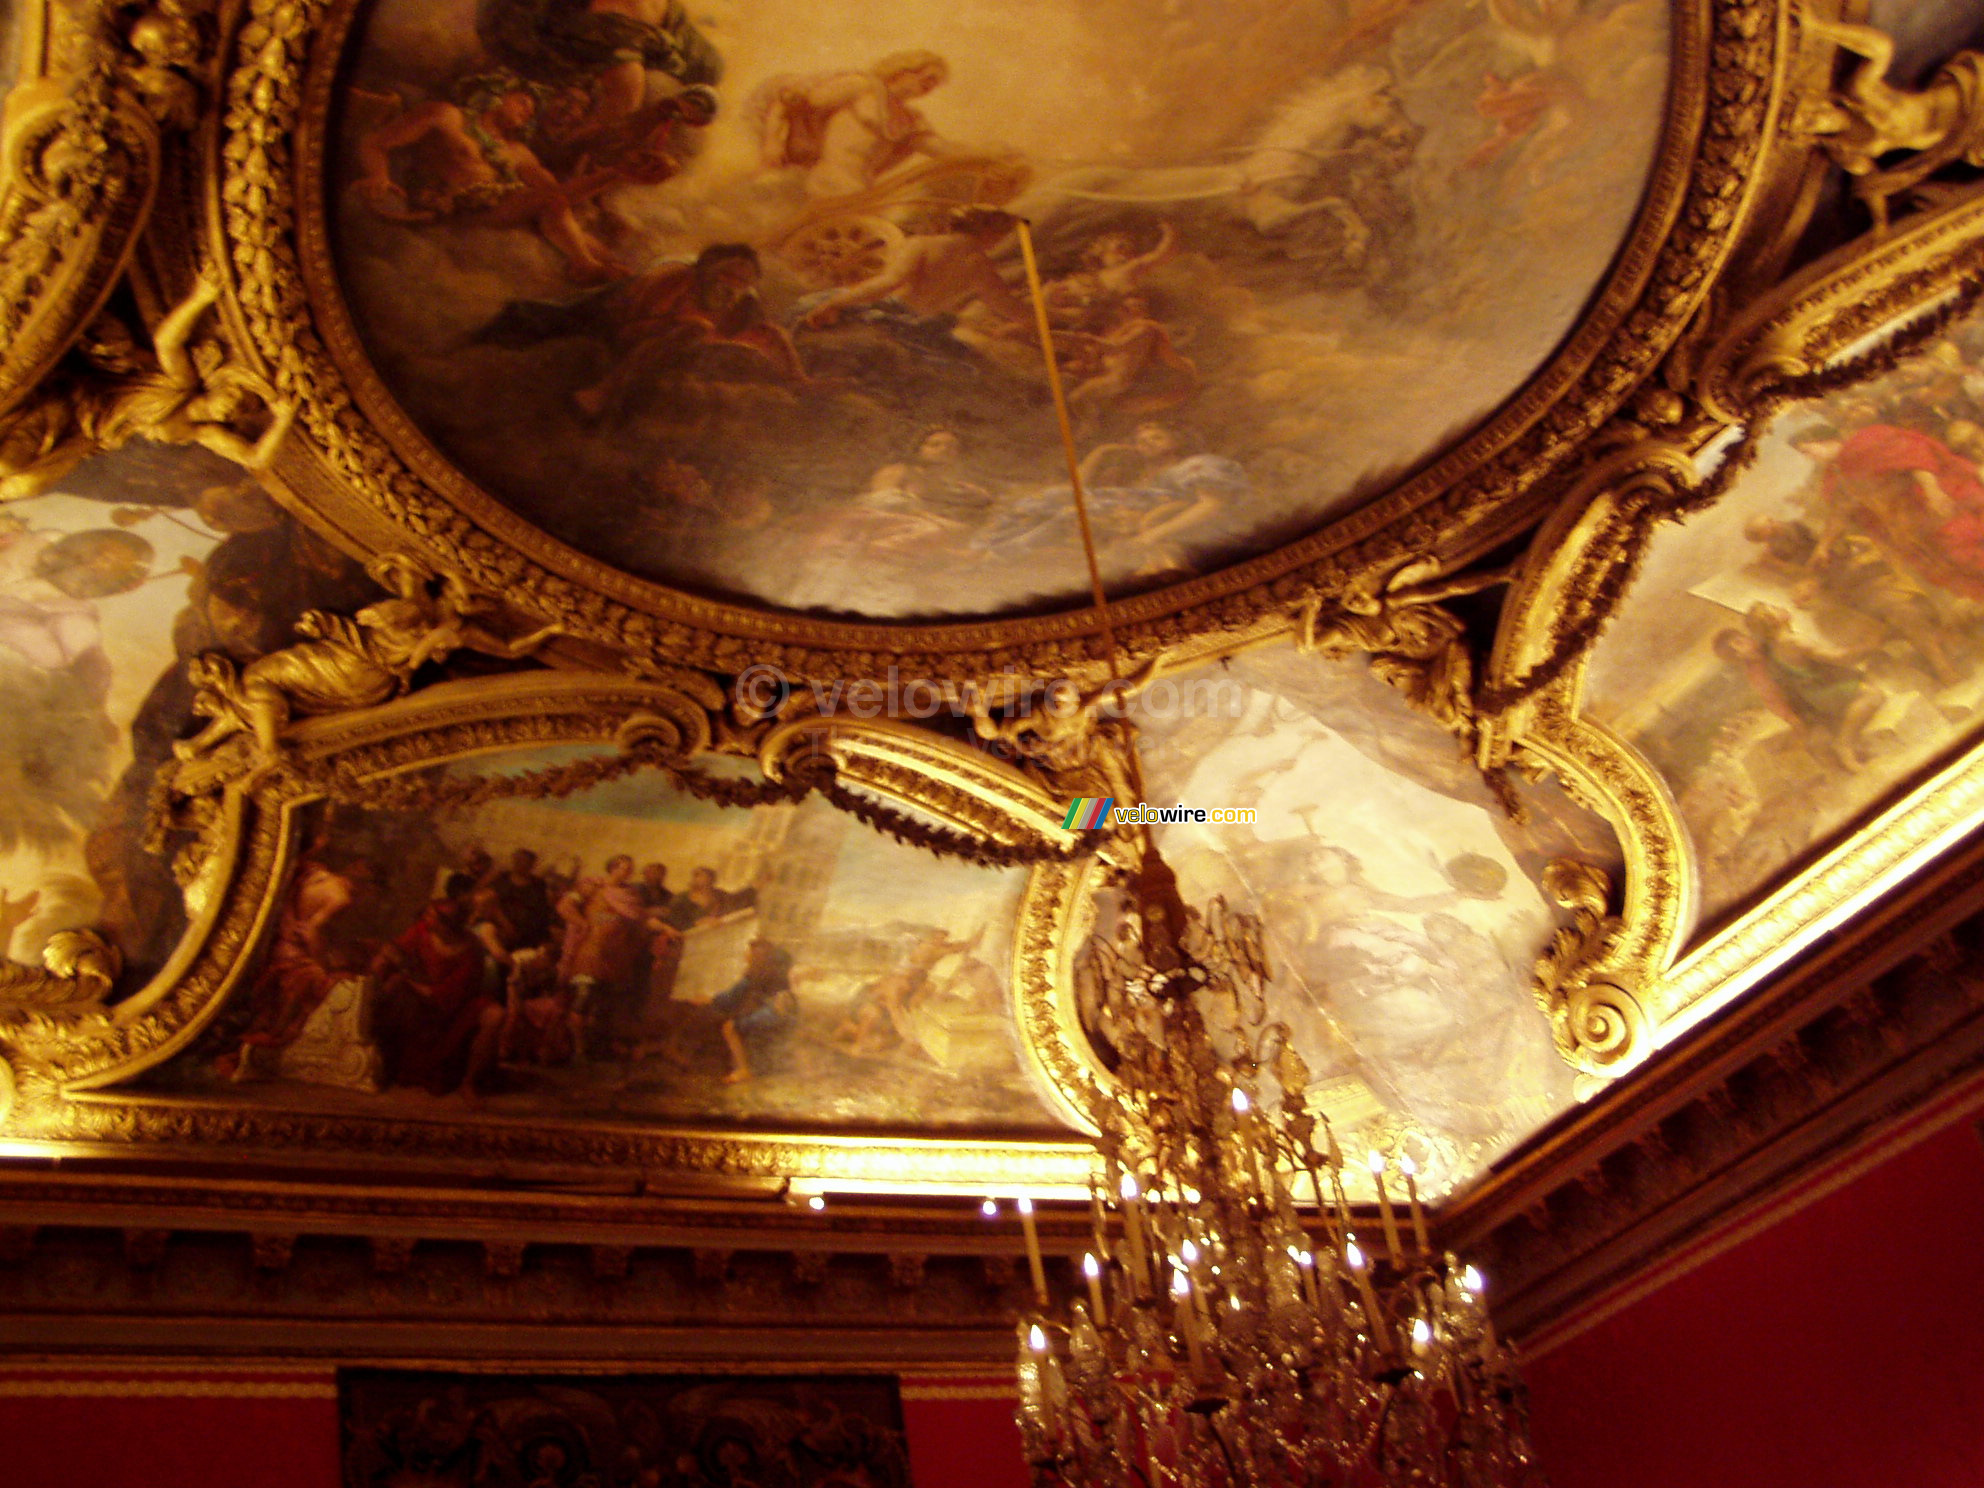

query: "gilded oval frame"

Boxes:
[208, 0, 1784, 679]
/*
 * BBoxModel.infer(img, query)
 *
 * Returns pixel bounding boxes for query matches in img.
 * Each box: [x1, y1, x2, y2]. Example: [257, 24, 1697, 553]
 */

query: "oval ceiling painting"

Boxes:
[328, 0, 1670, 620]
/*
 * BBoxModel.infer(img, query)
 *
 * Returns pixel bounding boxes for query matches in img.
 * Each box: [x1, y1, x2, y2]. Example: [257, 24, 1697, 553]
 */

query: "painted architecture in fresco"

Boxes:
[1587, 304, 1984, 923]
[331, 0, 1669, 618]
[1094, 648, 1624, 1193]
[157, 760, 1061, 1131]
[341, 1369, 910, 1488]
[0, 442, 376, 986]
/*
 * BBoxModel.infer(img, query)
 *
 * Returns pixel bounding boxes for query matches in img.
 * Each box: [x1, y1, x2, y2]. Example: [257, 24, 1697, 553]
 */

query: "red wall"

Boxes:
[1525, 1093, 1984, 1488]
[0, 1367, 342, 1488]
[8, 1095, 1980, 1488]
[0, 1365, 1026, 1488]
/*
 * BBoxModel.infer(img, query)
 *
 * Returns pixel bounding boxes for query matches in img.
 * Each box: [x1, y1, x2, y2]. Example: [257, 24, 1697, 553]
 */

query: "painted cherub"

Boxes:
[172, 553, 563, 783]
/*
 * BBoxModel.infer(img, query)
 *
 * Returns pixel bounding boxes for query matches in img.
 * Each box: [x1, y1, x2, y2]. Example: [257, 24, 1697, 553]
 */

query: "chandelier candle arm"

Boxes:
[1401, 1155, 1431, 1255]
[1369, 1151, 1404, 1265]
[1018, 1195, 1050, 1307]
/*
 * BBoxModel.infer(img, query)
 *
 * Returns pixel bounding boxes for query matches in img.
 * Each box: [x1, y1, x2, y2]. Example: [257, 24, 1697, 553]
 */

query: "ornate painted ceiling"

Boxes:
[4, 0, 1984, 1240]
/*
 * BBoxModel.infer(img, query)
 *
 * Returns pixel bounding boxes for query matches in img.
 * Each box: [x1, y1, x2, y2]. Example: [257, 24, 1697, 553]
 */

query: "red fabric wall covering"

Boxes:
[0, 1364, 1028, 1488]
[901, 1375, 1029, 1488]
[1523, 1076, 1984, 1488]
[0, 1364, 341, 1488]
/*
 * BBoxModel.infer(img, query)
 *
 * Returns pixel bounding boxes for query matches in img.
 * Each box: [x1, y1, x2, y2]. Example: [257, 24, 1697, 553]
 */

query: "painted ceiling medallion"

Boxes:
[310, 0, 1678, 630]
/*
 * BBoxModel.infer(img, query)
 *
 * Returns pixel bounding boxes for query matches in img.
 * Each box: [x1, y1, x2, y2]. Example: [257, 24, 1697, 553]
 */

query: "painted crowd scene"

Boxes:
[159, 755, 1062, 1131]
[1587, 303, 1984, 922]
[332, 0, 1669, 619]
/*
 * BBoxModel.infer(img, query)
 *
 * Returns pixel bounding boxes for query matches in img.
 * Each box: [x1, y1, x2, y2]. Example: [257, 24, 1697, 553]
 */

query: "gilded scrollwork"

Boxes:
[1478, 188, 1984, 1080]
[161, 551, 563, 796]
[0, 674, 1099, 1191]
[1531, 858, 1650, 1080]
[0, 1, 220, 426]
[2, 0, 1971, 1203]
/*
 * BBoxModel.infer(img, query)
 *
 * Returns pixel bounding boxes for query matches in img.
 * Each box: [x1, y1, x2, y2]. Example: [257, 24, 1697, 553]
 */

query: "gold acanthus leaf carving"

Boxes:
[0, 928, 123, 1126]
[1793, 15, 1984, 230]
[0, 929, 122, 1015]
[1532, 858, 1649, 1079]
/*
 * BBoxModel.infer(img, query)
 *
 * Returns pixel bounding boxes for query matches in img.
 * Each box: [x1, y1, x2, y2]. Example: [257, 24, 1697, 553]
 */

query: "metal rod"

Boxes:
[1014, 218, 1118, 674]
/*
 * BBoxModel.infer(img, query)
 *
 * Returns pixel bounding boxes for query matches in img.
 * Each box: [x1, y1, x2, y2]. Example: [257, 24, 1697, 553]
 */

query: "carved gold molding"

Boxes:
[181, 0, 1787, 678]
[0, 667, 1101, 1191]
[1484, 186, 1984, 1079]
[1008, 619, 1663, 1119]
[0, 0, 160, 415]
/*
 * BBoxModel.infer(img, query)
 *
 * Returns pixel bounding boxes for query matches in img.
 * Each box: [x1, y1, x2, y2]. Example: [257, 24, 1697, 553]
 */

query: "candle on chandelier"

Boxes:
[1344, 1237, 1391, 1351]
[1171, 1267, 1206, 1375]
[1411, 1315, 1433, 1362]
[1017, 1195, 1049, 1306]
[1399, 1154, 1430, 1254]
[1368, 1152, 1403, 1265]
[1018, 1322, 1048, 1420]
[1294, 1247, 1320, 1309]
[1464, 1263, 1498, 1354]
[1120, 1172, 1150, 1282]
[1083, 1251, 1107, 1322]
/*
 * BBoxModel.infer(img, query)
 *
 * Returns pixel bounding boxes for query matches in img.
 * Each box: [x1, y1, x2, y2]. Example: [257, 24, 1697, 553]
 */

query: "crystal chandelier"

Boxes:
[1010, 846, 1541, 1487]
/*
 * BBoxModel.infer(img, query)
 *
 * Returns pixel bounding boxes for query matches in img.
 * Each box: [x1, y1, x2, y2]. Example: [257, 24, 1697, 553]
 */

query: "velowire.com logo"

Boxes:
[1063, 800, 1260, 828]
[1063, 798, 1115, 830]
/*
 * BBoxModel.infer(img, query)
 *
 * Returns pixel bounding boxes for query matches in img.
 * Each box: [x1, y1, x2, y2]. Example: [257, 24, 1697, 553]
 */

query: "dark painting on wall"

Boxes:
[340, 1368, 910, 1488]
